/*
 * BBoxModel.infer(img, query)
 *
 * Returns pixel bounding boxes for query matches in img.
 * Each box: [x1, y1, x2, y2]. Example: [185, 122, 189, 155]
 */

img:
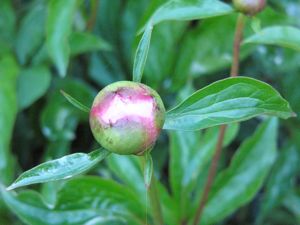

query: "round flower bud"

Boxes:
[233, 0, 266, 16]
[90, 81, 165, 155]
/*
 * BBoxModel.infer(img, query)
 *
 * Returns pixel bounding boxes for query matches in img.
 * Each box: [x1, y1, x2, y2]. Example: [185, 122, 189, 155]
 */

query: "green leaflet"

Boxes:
[46, 0, 78, 76]
[15, 2, 46, 64]
[0, 55, 19, 185]
[106, 154, 178, 225]
[17, 66, 51, 110]
[201, 118, 278, 224]
[139, 0, 233, 33]
[2, 177, 144, 225]
[244, 26, 300, 52]
[60, 90, 90, 113]
[69, 32, 111, 55]
[257, 146, 300, 224]
[133, 23, 153, 82]
[7, 148, 110, 190]
[41, 79, 95, 142]
[169, 123, 239, 220]
[164, 77, 295, 131]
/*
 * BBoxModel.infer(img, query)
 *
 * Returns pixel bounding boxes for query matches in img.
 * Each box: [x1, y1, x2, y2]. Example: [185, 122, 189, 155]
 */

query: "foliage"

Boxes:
[0, 0, 300, 225]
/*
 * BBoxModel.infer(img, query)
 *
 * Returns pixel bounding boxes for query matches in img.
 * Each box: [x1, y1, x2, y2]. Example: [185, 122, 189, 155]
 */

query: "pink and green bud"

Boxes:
[90, 81, 165, 155]
[233, 0, 266, 16]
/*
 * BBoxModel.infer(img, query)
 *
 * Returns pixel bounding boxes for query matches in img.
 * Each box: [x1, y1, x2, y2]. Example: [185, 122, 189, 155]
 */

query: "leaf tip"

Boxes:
[60, 89, 67, 97]
[6, 184, 16, 191]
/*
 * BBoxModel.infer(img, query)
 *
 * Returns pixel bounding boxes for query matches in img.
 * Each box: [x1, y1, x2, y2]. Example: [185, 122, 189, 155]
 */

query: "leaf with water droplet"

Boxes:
[7, 148, 110, 190]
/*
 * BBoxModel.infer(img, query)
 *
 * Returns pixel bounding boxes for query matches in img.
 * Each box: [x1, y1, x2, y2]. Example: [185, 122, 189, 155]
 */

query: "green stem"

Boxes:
[148, 176, 164, 225]
[140, 155, 164, 225]
[192, 13, 246, 225]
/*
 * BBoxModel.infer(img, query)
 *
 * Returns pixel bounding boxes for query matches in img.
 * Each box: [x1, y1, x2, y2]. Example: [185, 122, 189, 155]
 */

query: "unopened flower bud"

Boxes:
[90, 81, 165, 155]
[233, 0, 266, 16]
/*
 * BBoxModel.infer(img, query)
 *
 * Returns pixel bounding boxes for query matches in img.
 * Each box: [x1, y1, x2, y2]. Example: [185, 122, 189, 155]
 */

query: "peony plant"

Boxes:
[1, 0, 300, 225]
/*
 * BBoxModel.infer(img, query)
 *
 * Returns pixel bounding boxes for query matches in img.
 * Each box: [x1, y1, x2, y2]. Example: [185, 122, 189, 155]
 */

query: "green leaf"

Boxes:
[243, 26, 300, 51]
[183, 123, 239, 190]
[31, 32, 110, 67]
[7, 148, 110, 190]
[69, 32, 111, 55]
[164, 77, 295, 131]
[170, 14, 251, 89]
[201, 118, 278, 224]
[142, 152, 153, 189]
[46, 0, 79, 76]
[60, 90, 90, 113]
[15, 2, 46, 64]
[133, 23, 153, 82]
[2, 177, 142, 225]
[107, 154, 145, 196]
[41, 79, 94, 142]
[0, 55, 19, 185]
[170, 7, 289, 90]
[0, 0, 16, 54]
[143, 21, 187, 89]
[56, 177, 145, 224]
[283, 190, 300, 222]
[169, 123, 238, 220]
[106, 154, 178, 225]
[139, 0, 233, 33]
[257, 146, 300, 224]
[89, 53, 125, 86]
[17, 66, 51, 110]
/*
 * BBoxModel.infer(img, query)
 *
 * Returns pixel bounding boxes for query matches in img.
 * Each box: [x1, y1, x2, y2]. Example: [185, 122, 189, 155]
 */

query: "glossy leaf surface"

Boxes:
[164, 77, 294, 131]
[2, 177, 144, 225]
[139, 0, 233, 32]
[7, 148, 110, 190]
[133, 24, 153, 82]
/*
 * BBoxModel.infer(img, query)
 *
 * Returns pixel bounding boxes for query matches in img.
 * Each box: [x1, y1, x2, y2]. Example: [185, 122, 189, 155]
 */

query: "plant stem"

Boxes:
[148, 176, 164, 225]
[230, 13, 246, 77]
[140, 156, 164, 225]
[192, 13, 246, 225]
[87, 0, 99, 31]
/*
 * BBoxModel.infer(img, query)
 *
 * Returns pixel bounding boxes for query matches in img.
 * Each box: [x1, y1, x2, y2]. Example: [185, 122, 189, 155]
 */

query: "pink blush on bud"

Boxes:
[89, 81, 165, 155]
[99, 93, 155, 125]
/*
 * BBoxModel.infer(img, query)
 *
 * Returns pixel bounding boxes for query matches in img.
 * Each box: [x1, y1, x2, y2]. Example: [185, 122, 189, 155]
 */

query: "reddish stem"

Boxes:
[192, 13, 246, 225]
[86, 0, 100, 31]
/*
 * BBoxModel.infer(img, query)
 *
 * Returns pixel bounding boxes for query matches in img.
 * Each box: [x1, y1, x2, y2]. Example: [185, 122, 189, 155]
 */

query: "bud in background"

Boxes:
[233, 0, 266, 16]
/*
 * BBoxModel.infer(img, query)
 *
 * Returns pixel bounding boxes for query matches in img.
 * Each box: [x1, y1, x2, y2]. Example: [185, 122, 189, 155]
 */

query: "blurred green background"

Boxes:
[0, 0, 300, 224]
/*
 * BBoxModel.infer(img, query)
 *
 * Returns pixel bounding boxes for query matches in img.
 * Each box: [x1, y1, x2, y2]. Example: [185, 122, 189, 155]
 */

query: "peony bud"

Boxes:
[233, 0, 266, 16]
[90, 81, 165, 155]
